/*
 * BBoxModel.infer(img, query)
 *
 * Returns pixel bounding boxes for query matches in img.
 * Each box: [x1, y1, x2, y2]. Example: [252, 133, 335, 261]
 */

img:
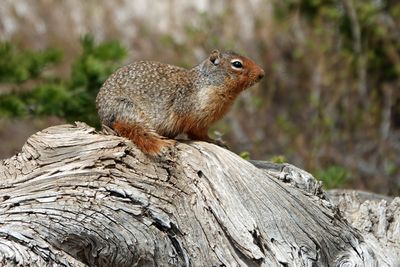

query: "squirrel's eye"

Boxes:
[231, 60, 243, 69]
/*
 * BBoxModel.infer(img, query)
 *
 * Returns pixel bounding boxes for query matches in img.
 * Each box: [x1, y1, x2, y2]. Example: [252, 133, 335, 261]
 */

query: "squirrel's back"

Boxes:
[96, 50, 264, 155]
[96, 61, 193, 129]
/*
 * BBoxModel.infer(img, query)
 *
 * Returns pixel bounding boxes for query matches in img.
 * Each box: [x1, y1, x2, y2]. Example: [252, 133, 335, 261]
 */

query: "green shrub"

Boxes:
[270, 155, 286, 164]
[239, 151, 251, 160]
[0, 35, 127, 127]
[315, 166, 350, 189]
[0, 42, 62, 83]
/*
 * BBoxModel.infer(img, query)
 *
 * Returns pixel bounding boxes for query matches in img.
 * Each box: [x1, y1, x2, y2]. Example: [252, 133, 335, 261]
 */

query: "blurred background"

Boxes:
[0, 0, 399, 195]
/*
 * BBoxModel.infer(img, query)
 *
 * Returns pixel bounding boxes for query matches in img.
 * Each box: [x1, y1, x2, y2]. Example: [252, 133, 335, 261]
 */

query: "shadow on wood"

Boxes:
[0, 123, 398, 266]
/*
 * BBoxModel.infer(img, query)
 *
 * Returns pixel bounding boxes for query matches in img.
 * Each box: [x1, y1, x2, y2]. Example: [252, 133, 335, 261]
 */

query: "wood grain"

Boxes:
[0, 123, 398, 266]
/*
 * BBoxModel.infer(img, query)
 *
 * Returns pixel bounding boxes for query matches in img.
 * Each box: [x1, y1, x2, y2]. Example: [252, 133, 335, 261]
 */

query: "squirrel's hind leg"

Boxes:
[113, 121, 176, 155]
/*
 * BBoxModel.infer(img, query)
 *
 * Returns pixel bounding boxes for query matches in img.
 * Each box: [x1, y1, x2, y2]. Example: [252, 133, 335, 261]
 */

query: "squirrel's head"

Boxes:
[199, 50, 265, 92]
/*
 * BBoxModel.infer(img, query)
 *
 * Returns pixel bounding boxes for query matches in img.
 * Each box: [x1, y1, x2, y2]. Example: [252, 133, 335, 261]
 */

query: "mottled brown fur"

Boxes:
[96, 50, 264, 155]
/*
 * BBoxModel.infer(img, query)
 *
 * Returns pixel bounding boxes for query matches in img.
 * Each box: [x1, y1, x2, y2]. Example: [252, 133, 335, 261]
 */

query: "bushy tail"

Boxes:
[113, 121, 175, 155]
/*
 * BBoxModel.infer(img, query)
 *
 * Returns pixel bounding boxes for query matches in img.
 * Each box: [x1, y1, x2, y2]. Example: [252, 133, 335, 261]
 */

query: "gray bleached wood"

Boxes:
[0, 123, 398, 266]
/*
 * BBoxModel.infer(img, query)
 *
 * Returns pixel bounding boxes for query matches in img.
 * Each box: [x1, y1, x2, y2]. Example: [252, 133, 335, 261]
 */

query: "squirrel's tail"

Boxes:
[113, 121, 175, 155]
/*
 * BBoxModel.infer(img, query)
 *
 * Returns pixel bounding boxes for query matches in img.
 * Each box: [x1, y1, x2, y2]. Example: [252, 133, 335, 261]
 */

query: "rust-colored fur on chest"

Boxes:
[199, 87, 236, 125]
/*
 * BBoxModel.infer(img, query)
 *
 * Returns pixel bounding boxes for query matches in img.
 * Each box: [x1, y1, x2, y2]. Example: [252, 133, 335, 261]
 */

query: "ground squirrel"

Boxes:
[96, 50, 264, 155]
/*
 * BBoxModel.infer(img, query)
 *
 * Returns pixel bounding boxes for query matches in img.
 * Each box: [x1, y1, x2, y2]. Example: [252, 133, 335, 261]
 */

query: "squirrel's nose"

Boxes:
[257, 69, 265, 80]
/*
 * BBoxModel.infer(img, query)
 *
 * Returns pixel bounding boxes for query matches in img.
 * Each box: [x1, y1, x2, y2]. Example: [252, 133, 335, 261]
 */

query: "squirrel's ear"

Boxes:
[209, 50, 221, 65]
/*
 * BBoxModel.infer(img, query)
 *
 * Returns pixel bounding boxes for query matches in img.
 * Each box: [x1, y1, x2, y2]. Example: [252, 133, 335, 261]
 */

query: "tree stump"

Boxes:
[0, 123, 398, 266]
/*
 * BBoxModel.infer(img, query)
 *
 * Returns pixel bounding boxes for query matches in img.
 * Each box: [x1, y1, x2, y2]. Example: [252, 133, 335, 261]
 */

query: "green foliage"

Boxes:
[270, 155, 286, 164]
[0, 94, 27, 117]
[239, 151, 251, 160]
[0, 42, 62, 84]
[315, 166, 350, 189]
[25, 84, 70, 117]
[0, 35, 127, 127]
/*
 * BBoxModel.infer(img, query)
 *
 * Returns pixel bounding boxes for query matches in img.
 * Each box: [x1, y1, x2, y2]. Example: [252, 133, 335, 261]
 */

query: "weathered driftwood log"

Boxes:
[0, 123, 398, 266]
